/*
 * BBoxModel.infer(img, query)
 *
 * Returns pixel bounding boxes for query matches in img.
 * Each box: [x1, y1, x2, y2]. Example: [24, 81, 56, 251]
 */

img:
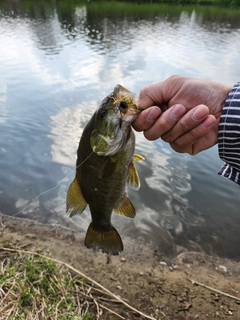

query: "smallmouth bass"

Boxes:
[66, 84, 144, 255]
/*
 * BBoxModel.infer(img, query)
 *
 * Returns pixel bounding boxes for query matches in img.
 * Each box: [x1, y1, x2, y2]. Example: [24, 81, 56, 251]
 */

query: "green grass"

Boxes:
[0, 241, 155, 320]
[0, 251, 94, 319]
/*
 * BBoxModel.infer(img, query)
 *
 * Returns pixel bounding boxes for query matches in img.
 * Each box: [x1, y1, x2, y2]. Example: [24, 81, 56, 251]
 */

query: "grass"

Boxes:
[0, 243, 156, 320]
[0, 249, 95, 319]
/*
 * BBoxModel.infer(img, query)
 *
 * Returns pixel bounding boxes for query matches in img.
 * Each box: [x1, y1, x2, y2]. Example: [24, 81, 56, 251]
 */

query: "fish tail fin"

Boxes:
[85, 223, 123, 255]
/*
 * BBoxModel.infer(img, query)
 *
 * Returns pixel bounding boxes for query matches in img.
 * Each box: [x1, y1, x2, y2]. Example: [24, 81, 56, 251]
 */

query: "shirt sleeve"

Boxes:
[218, 82, 240, 185]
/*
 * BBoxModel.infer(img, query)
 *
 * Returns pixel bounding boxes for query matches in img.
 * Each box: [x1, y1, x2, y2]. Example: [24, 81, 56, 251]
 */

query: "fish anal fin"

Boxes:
[133, 153, 145, 162]
[66, 177, 87, 217]
[127, 161, 140, 190]
[85, 223, 123, 255]
[114, 193, 135, 218]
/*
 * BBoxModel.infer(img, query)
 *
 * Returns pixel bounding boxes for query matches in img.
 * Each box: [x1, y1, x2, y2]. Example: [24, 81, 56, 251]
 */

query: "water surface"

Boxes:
[1, 1, 240, 260]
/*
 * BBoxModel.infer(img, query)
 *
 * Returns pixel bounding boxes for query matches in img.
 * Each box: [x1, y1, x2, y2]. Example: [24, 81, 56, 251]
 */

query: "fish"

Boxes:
[66, 84, 144, 255]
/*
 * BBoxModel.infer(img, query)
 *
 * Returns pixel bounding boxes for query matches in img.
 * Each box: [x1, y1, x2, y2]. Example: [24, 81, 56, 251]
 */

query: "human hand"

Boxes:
[133, 75, 232, 155]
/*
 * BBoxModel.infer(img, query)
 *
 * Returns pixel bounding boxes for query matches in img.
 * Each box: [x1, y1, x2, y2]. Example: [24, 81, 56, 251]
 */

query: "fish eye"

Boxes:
[119, 101, 128, 110]
[99, 108, 107, 118]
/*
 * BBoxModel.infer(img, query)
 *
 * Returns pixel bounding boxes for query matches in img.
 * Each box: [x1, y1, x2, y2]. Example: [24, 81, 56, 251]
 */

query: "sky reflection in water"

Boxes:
[0, 1, 240, 259]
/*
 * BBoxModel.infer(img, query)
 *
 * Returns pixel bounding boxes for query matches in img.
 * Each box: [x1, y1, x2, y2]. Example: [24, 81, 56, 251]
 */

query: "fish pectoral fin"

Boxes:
[66, 177, 87, 217]
[85, 223, 123, 255]
[114, 193, 136, 218]
[98, 158, 117, 179]
[127, 161, 141, 190]
[127, 154, 144, 190]
[133, 153, 145, 162]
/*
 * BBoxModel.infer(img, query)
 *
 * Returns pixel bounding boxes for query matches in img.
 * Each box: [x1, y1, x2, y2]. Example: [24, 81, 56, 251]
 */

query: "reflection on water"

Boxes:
[48, 102, 95, 166]
[1, 1, 240, 260]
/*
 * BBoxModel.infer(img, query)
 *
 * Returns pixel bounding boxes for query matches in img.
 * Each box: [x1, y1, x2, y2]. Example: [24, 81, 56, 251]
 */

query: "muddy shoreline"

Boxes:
[1, 213, 240, 319]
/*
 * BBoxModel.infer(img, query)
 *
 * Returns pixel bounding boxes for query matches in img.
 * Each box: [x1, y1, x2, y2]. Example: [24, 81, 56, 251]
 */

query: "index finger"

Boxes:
[133, 106, 162, 132]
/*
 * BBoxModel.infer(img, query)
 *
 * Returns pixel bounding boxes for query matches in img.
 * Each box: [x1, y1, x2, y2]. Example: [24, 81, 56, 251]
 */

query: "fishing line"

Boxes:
[9, 151, 94, 218]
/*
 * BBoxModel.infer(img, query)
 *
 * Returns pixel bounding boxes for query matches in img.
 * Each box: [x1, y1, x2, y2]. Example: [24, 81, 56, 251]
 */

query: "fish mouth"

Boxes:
[116, 102, 142, 115]
[126, 104, 143, 114]
[111, 84, 142, 116]
[91, 84, 142, 156]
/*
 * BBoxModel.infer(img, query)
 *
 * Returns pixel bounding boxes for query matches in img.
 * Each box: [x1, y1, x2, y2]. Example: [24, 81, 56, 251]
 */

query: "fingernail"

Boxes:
[170, 104, 186, 120]
[192, 107, 208, 121]
[146, 107, 161, 121]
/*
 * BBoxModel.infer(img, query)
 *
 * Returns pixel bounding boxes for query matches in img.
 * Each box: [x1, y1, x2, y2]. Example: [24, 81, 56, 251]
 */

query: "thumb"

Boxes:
[138, 82, 165, 110]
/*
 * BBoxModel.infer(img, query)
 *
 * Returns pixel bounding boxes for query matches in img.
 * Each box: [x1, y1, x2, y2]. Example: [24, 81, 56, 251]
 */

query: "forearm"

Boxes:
[218, 82, 240, 185]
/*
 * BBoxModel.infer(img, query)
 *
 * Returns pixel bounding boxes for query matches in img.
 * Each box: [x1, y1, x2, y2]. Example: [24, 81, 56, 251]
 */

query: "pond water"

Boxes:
[1, 0, 240, 260]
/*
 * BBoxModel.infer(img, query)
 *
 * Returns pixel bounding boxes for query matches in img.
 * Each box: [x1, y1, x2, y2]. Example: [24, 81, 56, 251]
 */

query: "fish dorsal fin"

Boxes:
[133, 154, 145, 162]
[66, 177, 87, 217]
[114, 193, 136, 218]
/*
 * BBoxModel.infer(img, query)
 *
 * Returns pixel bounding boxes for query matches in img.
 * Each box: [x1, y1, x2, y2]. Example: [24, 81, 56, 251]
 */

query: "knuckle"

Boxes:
[168, 75, 179, 81]
[161, 131, 173, 143]
[170, 136, 193, 154]
[172, 139, 187, 150]
[139, 86, 148, 97]
[144, 130, 158, 141]
[170, 142, 186, 154]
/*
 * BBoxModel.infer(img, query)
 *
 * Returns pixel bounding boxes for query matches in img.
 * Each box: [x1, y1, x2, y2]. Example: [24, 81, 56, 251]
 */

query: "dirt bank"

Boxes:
[1, 213, 240, 320]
